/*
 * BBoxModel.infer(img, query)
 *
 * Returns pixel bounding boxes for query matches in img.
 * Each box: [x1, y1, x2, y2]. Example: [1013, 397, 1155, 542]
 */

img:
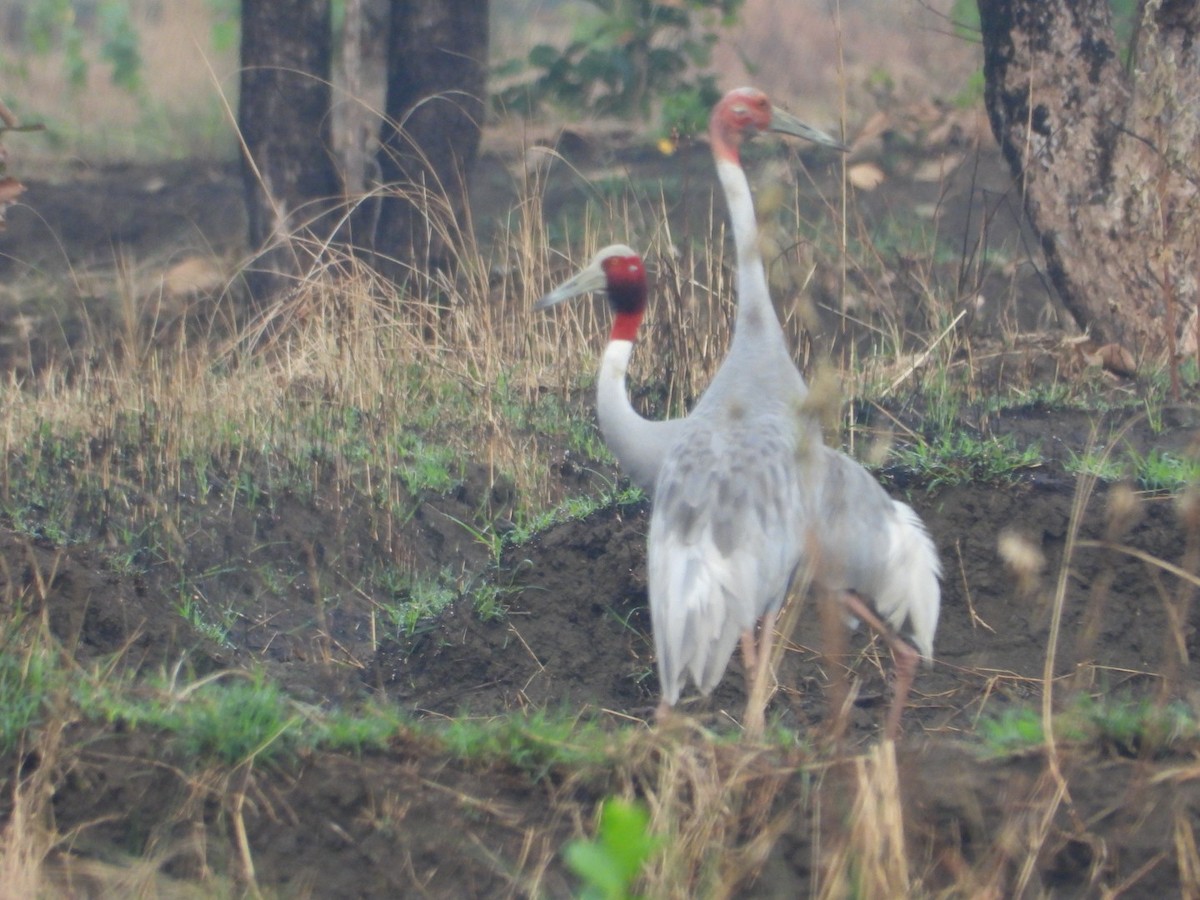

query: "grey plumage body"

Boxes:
[649, 392, 816, 702]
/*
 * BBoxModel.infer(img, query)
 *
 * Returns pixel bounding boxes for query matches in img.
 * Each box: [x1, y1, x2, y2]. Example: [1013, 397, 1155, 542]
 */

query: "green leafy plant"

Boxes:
[888, 432, 1042, 488]
[978, 706, 1045, 757]
[565, 797, 662, 900]
[496, 0, 743, 136]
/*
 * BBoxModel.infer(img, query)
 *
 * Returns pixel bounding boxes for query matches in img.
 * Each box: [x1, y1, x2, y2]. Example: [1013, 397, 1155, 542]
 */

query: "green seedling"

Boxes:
[565, 797, 662, 900]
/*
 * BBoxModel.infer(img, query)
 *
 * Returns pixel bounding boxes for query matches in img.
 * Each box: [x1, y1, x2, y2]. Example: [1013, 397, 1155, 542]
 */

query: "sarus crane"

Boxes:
[537, 244, 941, 739]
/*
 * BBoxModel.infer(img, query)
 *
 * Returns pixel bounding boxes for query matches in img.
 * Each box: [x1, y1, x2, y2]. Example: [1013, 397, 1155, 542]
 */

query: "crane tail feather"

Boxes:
[878, 501, 941, 663]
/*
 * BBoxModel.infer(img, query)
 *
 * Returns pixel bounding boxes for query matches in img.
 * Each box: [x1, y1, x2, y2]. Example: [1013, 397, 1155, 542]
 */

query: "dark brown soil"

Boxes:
[3, 133, 1200, 896]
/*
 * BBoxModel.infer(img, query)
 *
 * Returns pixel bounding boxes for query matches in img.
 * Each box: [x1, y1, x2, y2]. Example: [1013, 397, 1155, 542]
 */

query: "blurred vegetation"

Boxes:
[494, 0, 744, 137]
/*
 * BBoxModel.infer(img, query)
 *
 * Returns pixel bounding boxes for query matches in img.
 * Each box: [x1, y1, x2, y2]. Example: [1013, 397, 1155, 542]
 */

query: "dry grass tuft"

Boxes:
[0, 633, 62, 900]
[600, 724, 803, 898]
[0, 770, 54, 900]
[816, 741, 911, 899]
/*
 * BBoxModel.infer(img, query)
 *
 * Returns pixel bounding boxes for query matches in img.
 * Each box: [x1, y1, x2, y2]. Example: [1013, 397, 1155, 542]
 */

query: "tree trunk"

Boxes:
[373, 0, 489, 275]
[239, 0, 340, 301]
[977, 0, 1200, 361]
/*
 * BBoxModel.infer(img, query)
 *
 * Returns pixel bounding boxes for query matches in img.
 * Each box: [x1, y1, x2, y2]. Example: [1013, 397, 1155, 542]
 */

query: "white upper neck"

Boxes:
[716, 157, 784, 348]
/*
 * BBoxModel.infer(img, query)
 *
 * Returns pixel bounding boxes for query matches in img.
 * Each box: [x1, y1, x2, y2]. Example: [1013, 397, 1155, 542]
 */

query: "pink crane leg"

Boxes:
[840, 591, 922, 741]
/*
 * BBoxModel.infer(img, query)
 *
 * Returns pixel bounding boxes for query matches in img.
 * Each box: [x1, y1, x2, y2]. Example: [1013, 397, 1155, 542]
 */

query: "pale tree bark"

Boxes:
[238, 0, 340, 302]
[978, 0, 1200, 362]
[337, 0, 388, 200]
[373, 0, 489, 275]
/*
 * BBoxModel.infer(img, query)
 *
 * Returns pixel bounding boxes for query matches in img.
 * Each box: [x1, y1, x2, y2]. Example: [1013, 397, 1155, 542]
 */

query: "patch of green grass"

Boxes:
[257, 563, 299, 597]
[978, 706, 1045, 757]
[980, 694, 1200, 760]
[0, 628, 55, 756]
[447, 515, 508, 567]
[162, 674, 300, 767]
[0, 440, 83, 545]
[438, 710, 614, 781]
[508, 481, 645, 546]
[1076, 694, 1200, 758]
[1146, 355, 1200, 400]
[394, 435, 464, 495]
[869, 214, 962, 267]
[982, 381, 1079, 416]
[467, 580, 515, 623]
[1130, 448, 1200, 493]
[78, 672, 300, 768]
[1064, 447, 1126, 483]
[1066, 446, 1200, 493]
[174, 576, 240, 648]
[80, 672, 407, 762]
[888, 432, 1042, 487]
[377, 566, 460, 637]
[309, 703, 405, 754]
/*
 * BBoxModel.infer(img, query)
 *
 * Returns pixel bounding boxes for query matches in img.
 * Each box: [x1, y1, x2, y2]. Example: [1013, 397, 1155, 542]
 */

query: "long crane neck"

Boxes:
[711, 135, 789, 357]
[596, 290, 682, 495]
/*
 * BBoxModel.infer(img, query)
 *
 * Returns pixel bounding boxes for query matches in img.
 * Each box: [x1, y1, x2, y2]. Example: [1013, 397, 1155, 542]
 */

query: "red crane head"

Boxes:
[709, 87, 847, 164]
[535, 245, 648, 342]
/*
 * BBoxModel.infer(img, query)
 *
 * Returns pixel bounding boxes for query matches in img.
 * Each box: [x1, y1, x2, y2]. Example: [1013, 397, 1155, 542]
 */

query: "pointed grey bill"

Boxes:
[534, 244, 639, 310]
[535, 264, 606, 310]
[769, 107, 848, 153]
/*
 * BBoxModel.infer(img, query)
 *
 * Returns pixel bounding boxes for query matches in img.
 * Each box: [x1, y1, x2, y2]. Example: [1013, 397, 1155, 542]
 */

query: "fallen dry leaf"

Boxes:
[0, 176, 24, 204]
[912, 154, 964, 183]
[1070, 337, 1137, 377]
[847, 110, 890, 155]
[162, 256, 225, 297]
[0, 97, 17, 129]
[847, 162, 886, 190]
[0, 175, 25, 230]
[1095, 342, 1137, 377]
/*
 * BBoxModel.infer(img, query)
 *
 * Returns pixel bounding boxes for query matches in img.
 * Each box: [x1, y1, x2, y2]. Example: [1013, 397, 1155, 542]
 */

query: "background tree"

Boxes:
[238, 0, 490, 296]
[239, 0, 340, 298]
[977, 0, 1199, 364]
[372, 1, 489, 275]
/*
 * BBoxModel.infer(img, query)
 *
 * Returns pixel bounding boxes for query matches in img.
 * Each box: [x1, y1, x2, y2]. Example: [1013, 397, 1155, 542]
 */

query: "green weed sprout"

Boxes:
[565, 797, 661, 900]
[979, 706, 1045, 757]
